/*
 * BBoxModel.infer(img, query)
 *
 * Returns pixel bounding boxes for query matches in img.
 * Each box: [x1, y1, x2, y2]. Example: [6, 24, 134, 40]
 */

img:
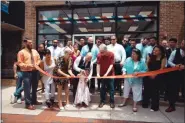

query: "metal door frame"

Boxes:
[72, 33, 115, 45]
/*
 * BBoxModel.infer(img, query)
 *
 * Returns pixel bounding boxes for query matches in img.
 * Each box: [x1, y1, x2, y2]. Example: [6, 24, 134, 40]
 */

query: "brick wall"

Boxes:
[24, 1, 64, 48]
[160, 1, 185, 42]
[23, 1, 185, 49]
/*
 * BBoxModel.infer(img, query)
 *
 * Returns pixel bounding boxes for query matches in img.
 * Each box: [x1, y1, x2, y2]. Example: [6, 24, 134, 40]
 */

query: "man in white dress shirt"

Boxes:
[107, 35, 126, 95]
[48, 39, 64, 61]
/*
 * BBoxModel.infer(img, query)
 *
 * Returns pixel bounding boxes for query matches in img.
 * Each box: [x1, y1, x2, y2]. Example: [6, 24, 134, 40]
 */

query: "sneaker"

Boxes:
[118, 103, 126, 107]
[60, 106, 64, 110]
[165, 107, 176, 112]
[17, 98, 22, 104]
[150, 109, 154, 112]
[10, 94, 17, 104]
[150, 108, 158, 112]
[46, 100, 52, 108]
[65, 104, 70, 109]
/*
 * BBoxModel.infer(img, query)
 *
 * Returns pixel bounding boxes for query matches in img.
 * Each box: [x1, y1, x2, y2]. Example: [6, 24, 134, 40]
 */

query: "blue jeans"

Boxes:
[22, 71, 39, 106]
[14, 72, 23, 99]
[100, 79, 114, 103]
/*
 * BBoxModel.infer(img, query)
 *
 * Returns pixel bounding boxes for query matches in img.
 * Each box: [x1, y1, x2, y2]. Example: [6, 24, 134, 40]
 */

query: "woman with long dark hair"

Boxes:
[142, 45, 167, 111]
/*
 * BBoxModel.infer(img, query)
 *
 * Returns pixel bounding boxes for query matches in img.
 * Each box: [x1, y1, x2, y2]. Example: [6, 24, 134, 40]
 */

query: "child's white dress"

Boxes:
[74, 73, 91, 105]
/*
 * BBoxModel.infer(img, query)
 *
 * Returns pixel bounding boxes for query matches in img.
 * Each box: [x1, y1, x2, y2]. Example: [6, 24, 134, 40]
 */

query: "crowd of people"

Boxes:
[10, 35, 184, 113]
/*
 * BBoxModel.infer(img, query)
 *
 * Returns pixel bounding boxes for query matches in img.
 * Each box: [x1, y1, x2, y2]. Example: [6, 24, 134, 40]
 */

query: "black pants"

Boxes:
[142, 76, 161, 110]
[114, 63, 122, 92]
[159, 74, 166, 95]
[72, 78, 79, 101]
[166, 71, 183, 108]
[90, 64, 97, 90]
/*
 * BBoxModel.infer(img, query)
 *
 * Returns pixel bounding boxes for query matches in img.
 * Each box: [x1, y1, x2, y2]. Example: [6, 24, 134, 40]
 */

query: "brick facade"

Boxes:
[23, 1, 185, 49]
[24, 1, 65, 48]
[160, 1, 185, 42]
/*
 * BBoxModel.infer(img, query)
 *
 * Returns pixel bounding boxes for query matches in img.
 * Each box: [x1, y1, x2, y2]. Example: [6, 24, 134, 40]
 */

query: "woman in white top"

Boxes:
[40, 49, 56, 108]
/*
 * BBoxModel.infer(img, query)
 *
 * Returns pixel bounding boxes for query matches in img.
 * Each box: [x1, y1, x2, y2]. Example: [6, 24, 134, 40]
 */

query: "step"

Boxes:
[37, 91, 184, 107]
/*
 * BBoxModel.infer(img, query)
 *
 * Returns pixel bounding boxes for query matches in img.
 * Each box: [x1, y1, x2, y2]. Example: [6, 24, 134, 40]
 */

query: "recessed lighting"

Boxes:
[104, 27, 111, 32]
[87, 29, 102, 32]
[124, 35, 131, 38]
[79, 27, 88, 32]
[139, 11, 152, 15]
[128, 26, 138, 31]
[102, 13, 113, 16]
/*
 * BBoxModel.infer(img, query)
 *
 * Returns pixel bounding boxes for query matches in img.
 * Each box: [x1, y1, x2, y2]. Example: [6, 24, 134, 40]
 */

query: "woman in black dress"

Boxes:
[142, 45, 167, 111]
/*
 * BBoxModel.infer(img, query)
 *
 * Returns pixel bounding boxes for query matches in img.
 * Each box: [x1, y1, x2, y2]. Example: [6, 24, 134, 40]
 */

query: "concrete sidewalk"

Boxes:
[2, 86, 184, 123]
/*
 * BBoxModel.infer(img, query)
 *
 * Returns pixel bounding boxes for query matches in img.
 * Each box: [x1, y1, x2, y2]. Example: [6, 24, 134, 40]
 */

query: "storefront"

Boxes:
[36, 1, 159, 47]
[1, 1, 25, 78]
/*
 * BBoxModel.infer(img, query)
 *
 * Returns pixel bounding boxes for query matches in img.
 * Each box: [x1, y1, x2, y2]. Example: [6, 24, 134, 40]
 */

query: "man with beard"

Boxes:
[166, 40, 185, 112]
[48, 39, 64, 61]
[38, 43, 45, 93]
[122, 37, 132, 58]
[38, 43, 45, 60]
[17, 38, 42, 110]
[136, 37, 150, 62]
[130, 39, 136, 49]
[81, 37, 99, 92]
[79, 38, 86, 52]
[104, 37, 111, 46]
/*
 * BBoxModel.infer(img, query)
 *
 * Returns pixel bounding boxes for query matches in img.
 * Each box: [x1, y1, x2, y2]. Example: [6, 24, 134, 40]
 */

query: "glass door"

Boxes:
[94, 33, 115, 45]
[72, 34, 115, 45]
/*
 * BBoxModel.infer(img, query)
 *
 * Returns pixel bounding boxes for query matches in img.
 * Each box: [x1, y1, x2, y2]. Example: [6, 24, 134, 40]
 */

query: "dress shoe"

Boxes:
[34, 101, 42, 105]
[110, 103, 115, 108]
[98, 102, 105, 108]
[25, 105, 35, 110]
[165, 107, 176, 112]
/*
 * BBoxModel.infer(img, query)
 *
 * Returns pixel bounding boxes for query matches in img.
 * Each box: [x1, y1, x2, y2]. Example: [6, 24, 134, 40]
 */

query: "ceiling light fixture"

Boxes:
[79, 27, 88, 32]
[128, 26, 138, 31]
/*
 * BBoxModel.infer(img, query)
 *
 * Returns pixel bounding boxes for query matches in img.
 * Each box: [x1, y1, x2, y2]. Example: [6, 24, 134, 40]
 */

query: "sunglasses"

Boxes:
[111, 39, 116, 40]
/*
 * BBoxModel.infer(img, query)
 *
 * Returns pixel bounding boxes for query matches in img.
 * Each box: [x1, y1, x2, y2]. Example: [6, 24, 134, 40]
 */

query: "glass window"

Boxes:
[118, 5, 157, 16]
[117, 19, 157, 32]
[38, 34, 72, 47]
[39, 10, 72, 20]
[74, 22, 115, 33]
[38, 23, 72, 34]
[117, 33, 157, 43]
[73, 7, 115, 19]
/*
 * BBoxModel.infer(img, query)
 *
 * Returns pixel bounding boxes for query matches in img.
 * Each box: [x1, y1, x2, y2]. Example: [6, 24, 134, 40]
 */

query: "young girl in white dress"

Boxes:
[74, 69, 91, 107]
[40, 49, 56, 108]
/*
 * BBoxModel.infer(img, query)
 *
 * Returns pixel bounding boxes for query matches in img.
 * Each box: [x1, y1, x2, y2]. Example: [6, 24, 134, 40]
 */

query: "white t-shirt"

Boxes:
[48, 46, 63, 60]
